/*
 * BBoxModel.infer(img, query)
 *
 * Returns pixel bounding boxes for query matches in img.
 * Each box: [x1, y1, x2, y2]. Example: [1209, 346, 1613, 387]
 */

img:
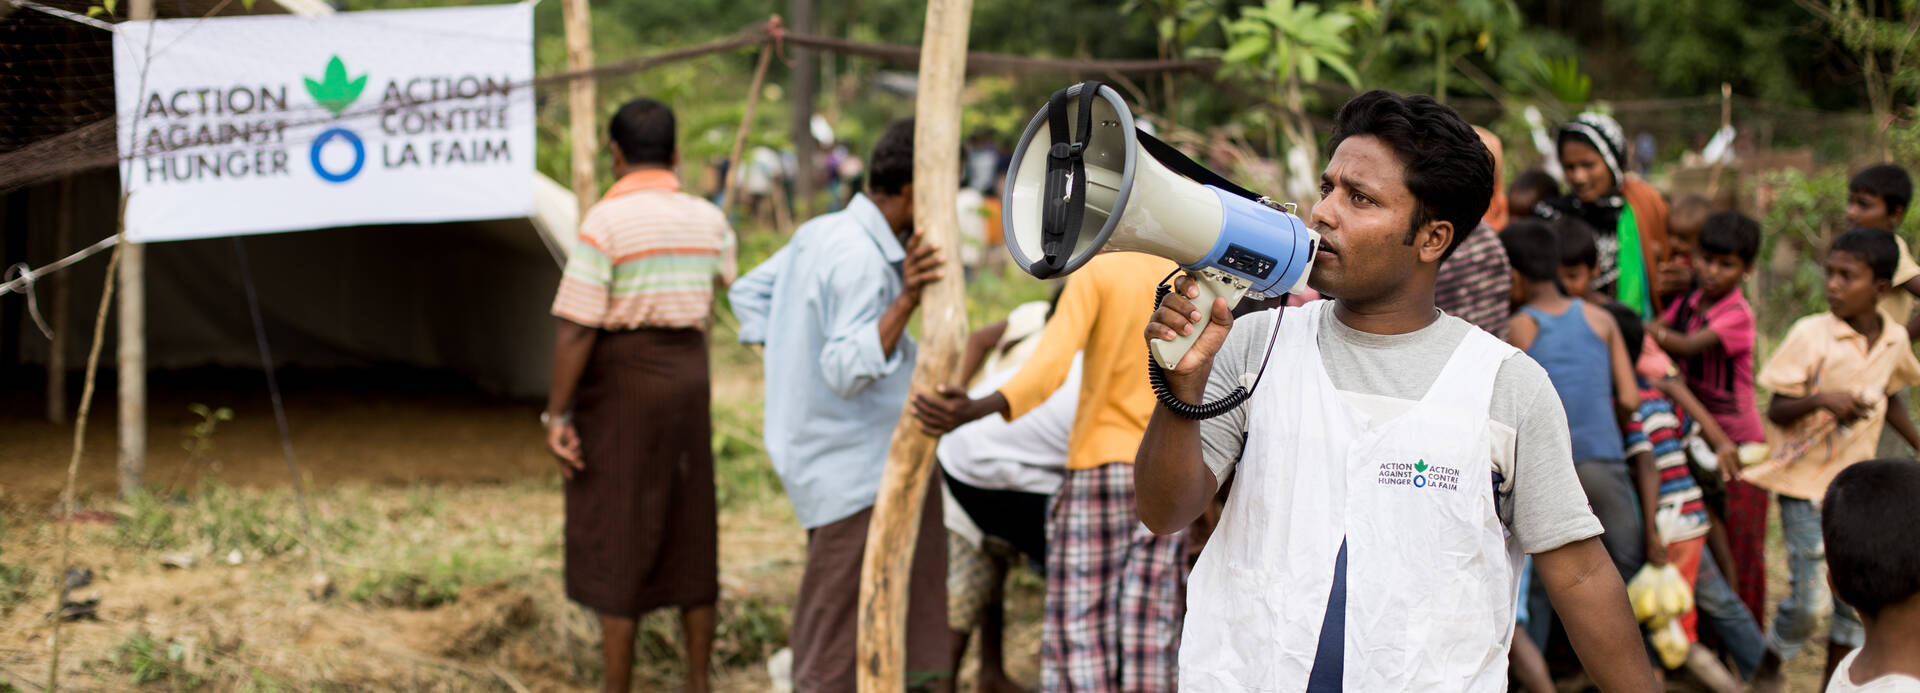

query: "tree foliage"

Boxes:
[1600, 0, 1822, 105]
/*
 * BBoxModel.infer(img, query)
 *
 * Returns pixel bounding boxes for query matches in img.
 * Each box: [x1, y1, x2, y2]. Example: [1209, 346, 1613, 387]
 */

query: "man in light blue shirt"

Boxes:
[729, 118, 951, 692]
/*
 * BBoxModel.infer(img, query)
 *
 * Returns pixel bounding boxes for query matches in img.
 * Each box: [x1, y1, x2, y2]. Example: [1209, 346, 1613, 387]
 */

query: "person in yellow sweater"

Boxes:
[914, 249, 1183, 692]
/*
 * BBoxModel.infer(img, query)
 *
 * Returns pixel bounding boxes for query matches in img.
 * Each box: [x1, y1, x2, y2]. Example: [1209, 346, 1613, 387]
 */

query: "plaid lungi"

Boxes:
[1041, 463, 1187, 693]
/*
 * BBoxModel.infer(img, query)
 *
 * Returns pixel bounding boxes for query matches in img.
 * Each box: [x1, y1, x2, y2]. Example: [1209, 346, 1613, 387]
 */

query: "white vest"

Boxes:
[1180, 302, 1524, 692]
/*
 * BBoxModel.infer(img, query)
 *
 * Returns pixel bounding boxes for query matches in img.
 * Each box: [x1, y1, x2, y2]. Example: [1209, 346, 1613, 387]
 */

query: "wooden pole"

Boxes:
[118, 0, 154, 501]
[789, 0, 818, 219]
[855, 0, 971, 689]
[719, 29, 777, 217]
[562, 0, 597, 221]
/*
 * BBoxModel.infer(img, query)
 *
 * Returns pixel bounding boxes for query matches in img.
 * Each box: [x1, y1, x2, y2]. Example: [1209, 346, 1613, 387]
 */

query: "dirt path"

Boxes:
[0, 368, 553, 504]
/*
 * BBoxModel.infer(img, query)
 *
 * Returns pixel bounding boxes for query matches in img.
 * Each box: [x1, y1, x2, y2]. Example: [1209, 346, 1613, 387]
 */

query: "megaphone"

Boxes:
[1003, 82, 1319, 370]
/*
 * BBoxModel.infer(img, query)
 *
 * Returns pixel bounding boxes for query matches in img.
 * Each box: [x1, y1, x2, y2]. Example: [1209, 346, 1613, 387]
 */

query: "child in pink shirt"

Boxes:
[1648, 211, 1771, 629]
[1649, 212, 1765, 445]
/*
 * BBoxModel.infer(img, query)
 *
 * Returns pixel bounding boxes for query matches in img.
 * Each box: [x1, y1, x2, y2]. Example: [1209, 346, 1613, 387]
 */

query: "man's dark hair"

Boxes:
[1698, 211, 1762, 265]
[1553, 216, 1600, 269]
[1501, 219, 1561, 283]
[1823, 459, 1920, 619]
[608, 98, 675, 166]
[1325, 90, 1494, 262]
[1831, 226, 1901, 282]
[1510, 169, 1561, 203]
[867, 118, 916, 197]
[1604, 301, 1645, 364]
[1850, 164, 1913, 217]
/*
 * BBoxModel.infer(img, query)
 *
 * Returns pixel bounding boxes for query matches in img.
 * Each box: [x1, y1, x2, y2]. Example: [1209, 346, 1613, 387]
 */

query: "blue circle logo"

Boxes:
[310, 128, 365, 183]
[1413, 474, 1427, 488]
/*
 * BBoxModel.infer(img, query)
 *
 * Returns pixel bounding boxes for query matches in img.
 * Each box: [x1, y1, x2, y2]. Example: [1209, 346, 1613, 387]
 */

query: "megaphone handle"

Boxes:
[1150, 269, 1250, 370]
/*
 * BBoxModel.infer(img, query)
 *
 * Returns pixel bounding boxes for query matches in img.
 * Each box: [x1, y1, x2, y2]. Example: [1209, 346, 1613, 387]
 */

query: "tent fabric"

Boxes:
[3, 171, 578, 399]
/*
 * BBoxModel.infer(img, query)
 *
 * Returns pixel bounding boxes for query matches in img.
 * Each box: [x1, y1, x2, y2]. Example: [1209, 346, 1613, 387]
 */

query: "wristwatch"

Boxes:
[540, 411, 572, 427]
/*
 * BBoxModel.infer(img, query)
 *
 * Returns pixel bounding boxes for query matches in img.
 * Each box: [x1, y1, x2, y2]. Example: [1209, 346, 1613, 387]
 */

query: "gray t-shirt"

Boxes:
[1200, 304, 1603, 554]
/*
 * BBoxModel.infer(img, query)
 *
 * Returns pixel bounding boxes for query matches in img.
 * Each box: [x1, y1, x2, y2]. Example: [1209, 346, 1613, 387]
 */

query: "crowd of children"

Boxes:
[1495, 145, 1920, 691]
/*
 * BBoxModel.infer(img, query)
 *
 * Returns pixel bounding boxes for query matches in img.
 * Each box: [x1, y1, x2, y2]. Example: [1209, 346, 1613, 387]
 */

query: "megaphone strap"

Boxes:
[1036, 81, 1104, 279]
[1133, 129, 1266, 204]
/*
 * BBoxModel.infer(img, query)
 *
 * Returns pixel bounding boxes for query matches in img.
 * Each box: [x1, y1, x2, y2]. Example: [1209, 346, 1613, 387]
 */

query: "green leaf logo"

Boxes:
[1414, 459, 1428, 473]
[304, 56, 368, 117]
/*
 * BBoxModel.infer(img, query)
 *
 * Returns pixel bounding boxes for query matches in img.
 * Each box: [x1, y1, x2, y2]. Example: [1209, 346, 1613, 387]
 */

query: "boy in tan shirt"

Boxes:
[1749, 227, 1920, 690]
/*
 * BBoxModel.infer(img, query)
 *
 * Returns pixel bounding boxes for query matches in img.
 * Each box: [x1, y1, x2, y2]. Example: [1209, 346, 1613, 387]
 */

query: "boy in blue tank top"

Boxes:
[1502, 219, 1647, 580]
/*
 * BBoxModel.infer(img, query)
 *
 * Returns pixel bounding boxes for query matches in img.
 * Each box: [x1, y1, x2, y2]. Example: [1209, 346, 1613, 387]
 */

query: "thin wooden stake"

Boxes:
[855, 0, 972, 689]
[720, 27, 778, 216]
[49, 197, 127, 693]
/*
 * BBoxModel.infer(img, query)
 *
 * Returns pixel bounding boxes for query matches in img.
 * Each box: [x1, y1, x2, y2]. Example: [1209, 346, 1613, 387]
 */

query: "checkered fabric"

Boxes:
[1040, 463, 1187, 692]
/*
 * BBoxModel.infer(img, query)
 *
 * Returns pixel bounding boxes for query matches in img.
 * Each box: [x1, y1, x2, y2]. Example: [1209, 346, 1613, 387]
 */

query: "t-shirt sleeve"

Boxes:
[1706, 300, 1755, 358]
[1199, 309, 1270, 484]
[1896, 236, 1920, 286]
[1757, 318, 1822, 398]
[1623, 400, 1652, 458]
[1890, 343, 1920, 394]
[1498, 353, 1606, 554]
[551, 210, 615, 328]
[999, 267, 1096, 419]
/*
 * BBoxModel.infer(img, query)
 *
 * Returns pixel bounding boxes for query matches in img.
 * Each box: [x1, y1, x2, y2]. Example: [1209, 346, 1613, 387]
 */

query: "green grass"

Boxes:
[0, 510, 34, 612]
[111, 481, 370, 560]
[345, 555, 507, 609]
[111, 630, 209, 689]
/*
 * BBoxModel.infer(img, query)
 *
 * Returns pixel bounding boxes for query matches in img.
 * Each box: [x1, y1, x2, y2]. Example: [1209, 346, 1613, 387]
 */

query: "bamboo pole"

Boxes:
[855, 0, 972, 689]
[117, 0, 153, 501]
[720, 27, 778, 217]
[562, 0, 597, 221]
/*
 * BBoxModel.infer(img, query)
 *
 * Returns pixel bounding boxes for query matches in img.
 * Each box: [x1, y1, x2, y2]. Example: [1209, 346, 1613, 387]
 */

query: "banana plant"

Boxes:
[1536, 55, 1591, 107]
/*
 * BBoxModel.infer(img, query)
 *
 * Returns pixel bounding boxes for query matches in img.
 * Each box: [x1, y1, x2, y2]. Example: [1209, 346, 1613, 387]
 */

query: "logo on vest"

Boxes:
[1377, 458, 1461, 491]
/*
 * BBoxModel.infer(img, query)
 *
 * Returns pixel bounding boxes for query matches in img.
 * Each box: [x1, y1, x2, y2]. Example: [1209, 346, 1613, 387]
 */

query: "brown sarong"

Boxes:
[790, 478, 950, 692]
[565, 327, 719, 617]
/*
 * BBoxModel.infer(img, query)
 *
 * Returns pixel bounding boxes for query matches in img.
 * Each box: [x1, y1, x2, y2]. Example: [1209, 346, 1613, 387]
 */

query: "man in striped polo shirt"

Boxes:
[544, 97, 736, 693]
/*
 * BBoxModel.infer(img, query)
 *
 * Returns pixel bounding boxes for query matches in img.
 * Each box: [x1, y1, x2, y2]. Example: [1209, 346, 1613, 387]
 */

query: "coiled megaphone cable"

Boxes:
[1147, 271, 1288, 420]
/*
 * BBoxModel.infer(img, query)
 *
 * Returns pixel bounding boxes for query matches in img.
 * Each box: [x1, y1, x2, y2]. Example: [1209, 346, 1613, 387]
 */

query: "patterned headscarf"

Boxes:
[1556, 112, 1627, 193]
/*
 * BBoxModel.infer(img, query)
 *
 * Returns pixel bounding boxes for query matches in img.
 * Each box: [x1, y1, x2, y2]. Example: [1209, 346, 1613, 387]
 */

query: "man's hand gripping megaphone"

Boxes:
[1146, 273, 1239, 405]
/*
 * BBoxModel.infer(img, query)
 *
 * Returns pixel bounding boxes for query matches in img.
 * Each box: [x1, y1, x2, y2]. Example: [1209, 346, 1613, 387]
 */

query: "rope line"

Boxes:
[232, 236, 325, 579]
[5, 0, 118, 31]
[0, 235, 119, 297]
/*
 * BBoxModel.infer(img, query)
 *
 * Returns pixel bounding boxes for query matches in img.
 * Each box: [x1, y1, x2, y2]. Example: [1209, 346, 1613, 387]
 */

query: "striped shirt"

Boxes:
[551, 169, 737, 330]
[1623, 381, 1710, 543]
[1434, 222, 1512, 340]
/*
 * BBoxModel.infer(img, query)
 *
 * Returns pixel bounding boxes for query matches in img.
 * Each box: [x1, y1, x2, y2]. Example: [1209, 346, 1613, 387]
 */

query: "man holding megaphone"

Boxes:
[1134, 91, 1656, 691]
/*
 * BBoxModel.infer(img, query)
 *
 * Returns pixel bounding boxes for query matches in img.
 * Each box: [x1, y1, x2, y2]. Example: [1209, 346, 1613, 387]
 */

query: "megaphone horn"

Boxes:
[1003, 82, 1320, 372]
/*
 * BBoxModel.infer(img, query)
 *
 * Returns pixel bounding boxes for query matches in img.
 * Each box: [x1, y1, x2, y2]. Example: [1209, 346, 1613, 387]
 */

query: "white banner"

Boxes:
[114, 4, 535, 243]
